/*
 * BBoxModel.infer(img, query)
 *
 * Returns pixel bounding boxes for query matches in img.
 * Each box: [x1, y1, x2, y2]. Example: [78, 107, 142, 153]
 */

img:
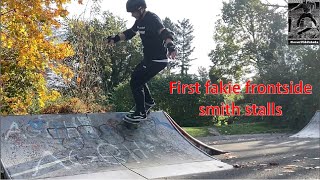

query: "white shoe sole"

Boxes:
[124, 115, 147, 122]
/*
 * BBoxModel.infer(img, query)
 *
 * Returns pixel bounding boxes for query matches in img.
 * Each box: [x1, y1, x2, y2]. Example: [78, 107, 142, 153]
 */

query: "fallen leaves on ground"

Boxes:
[224, 153, 237, 159]
[283, 169, 295, 173]
[284, 165, 299, 169]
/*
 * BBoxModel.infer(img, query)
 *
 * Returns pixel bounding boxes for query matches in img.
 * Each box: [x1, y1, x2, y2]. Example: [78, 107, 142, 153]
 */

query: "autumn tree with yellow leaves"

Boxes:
[0, 0, 83, 115]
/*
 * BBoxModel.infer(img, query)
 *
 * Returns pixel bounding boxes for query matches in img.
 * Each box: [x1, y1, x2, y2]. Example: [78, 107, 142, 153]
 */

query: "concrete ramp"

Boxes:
[1, 111, 232, 179]
[291, 111, 320, 138]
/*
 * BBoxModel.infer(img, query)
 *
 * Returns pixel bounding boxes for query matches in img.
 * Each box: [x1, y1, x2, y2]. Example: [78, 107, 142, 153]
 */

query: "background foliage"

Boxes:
[209, 0, 319, 129]
[112, 74, 224, 127]
[1, 0, 77, 115]
[1, 0, 318, 131]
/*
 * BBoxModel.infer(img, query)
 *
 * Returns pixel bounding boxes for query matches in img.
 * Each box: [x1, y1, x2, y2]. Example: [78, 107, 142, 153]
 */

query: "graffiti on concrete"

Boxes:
[1, 113, 192, 179]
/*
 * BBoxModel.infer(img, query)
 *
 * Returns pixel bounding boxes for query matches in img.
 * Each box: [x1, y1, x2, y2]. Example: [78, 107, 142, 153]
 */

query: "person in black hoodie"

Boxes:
[107, 0, 177, 121]
[290, 0, 317, 28]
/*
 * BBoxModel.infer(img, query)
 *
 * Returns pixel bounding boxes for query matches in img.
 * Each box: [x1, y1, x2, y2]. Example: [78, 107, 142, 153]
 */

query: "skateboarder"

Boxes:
[290, 0, 318, 29]
[106, 0, 177, 122]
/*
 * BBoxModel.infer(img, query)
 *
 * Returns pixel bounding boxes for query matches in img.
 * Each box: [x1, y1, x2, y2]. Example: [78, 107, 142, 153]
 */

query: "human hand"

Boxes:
[106, 36, 115, 46]
[167, 50, 177, 60]
[166, 42, 177, 60]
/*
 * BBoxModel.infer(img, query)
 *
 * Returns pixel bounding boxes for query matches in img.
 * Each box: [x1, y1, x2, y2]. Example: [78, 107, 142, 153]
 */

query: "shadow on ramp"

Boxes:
[291, 110, 320, 138]
[1, 111, 232, 179]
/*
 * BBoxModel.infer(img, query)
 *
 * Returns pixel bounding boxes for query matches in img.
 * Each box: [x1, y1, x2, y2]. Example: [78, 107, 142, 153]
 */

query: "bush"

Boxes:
[112, 74, 224, 127]
[236, 78, 319, 130]
[41, 97, 111, 114]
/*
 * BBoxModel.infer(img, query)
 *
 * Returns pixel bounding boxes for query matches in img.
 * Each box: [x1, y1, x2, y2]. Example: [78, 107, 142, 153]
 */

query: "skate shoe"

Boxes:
[124, 111, 147, 122]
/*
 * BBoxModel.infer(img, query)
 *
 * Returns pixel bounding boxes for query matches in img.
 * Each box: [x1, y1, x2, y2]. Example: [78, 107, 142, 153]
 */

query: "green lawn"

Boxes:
[182, 127, 210, 137]
[182, 122, 291, 137]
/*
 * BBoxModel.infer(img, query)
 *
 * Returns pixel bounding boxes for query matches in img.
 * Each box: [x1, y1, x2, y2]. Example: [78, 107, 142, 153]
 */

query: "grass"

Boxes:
[182, 127, 210, 137]
[182, 122, 291, 137]
[216, 122, 291, 135]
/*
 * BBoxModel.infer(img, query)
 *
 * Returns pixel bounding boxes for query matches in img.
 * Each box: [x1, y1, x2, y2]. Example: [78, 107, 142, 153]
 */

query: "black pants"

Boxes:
[130, 60, 167, 113]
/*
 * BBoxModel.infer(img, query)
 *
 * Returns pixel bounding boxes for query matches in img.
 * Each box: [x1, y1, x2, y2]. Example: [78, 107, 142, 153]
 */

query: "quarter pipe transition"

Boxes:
[1, 111, 232, 179]
[291, 111, 320, 138]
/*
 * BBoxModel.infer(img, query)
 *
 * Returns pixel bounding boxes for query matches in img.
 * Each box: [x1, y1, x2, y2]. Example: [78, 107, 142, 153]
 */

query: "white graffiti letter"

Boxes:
[97, 143, 126, 164]
[123, 141, 148, 163]
[5, 121, 27, 140]
[32, 151, 70, 177]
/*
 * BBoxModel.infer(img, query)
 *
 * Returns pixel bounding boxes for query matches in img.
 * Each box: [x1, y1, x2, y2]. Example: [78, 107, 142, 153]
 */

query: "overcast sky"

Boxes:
[66, 0, 287, 74]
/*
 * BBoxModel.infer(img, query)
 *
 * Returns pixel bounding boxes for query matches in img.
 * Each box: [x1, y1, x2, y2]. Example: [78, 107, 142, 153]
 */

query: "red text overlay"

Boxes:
[169, 80, 312, 116]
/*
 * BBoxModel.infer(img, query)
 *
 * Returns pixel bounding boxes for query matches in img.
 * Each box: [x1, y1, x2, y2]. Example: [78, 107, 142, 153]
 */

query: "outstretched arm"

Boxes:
[290, 3, 303, 12]
[106, 29, 137, 45]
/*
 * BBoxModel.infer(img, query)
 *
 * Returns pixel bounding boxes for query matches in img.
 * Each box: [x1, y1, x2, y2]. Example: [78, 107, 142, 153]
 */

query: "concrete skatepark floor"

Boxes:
[165, 134, 320, 179]
[1, 133, 319, 179]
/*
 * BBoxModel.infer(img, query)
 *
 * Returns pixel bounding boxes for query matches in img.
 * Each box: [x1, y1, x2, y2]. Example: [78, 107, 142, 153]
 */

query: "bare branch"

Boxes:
[1, 9, 15, 16]
[261, 3, 288, 8]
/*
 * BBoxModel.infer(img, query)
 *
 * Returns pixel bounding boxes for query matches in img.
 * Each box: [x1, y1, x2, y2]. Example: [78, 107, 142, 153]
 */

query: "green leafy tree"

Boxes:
[210, 0, 319, 130]
[176, 18, 196, 76]
[209, 0, 287, 81]
[64, 11, 142, 105]
[163, 17, 178, 34]
[197, 66, 209, 82]
[112, 74, 224, 126]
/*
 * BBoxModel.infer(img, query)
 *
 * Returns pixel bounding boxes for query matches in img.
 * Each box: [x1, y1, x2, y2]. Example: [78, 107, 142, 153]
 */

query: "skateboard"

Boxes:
[122, 105, 153, 129]
[122, 116, 149, 129]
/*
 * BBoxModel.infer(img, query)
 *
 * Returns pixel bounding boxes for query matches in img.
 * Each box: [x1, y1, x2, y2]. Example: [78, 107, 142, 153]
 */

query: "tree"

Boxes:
[176, 19, 196, 76]
[112, 74, 224, 127]
[210, 0, 319, 130]
[64, 11, 142, 104]
[197, 66, 209, 82]
[163, 17, 178, 34]
[1, 0, 80, 115]
[162, 17, 179, 75]
[209, 0, 287, 81]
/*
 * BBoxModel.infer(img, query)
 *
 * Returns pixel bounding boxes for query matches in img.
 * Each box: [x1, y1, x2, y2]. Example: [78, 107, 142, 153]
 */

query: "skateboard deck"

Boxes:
[122, 106, 153, 129]
[122, 116, 148, 129]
